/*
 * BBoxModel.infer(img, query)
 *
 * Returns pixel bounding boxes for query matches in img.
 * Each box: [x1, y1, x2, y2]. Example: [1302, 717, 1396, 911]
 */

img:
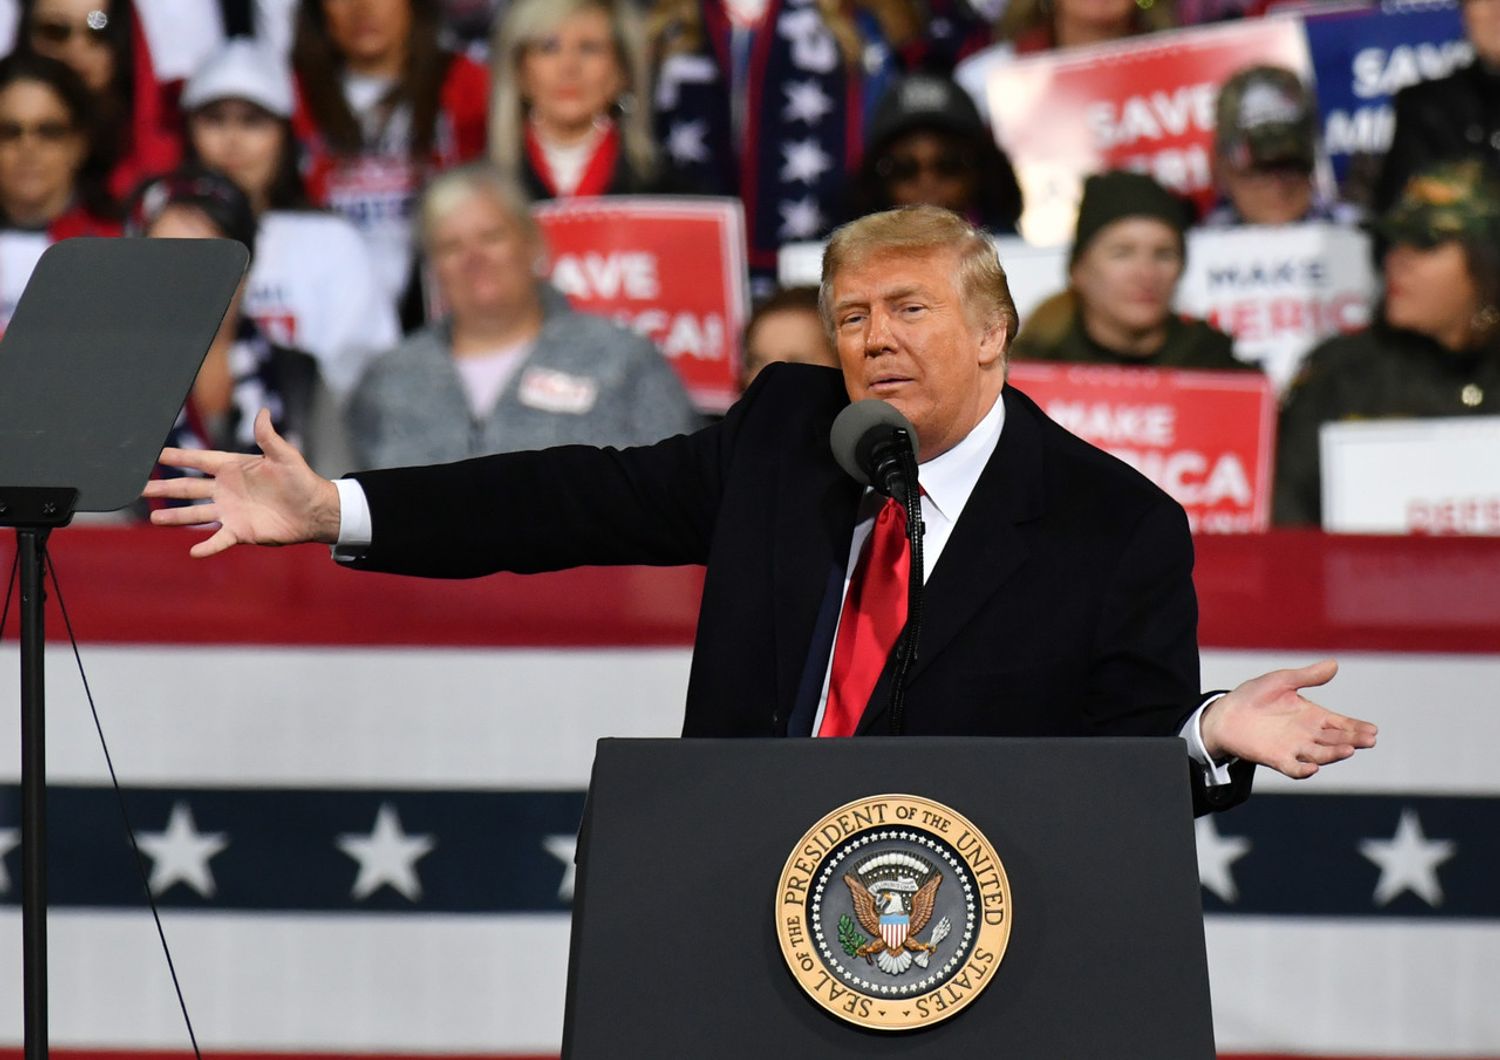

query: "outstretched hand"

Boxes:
[142, 409, 342, 558]
[1200, 659, 1377, 779]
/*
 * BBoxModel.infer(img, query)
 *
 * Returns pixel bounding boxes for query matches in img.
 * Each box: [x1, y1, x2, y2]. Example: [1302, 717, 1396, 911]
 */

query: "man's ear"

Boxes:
[978, 317, 1008, 368]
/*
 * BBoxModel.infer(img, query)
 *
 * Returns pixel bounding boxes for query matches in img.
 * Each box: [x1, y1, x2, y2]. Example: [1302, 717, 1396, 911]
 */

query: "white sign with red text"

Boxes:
[534, 196, 750, 412]
[1177, 223, 1378, 391]
[1011, 362, 1276, 532]
[1321, 416, 1500, 535]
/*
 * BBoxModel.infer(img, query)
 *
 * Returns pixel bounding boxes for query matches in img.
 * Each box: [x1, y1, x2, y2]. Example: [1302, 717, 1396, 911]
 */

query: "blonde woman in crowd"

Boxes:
[489, 0, 662, 200]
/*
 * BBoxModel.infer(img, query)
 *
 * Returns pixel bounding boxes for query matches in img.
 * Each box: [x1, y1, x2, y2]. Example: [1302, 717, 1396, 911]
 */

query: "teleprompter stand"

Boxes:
[562, 737, 1217, 1059]
[0, 238, 248, 1060]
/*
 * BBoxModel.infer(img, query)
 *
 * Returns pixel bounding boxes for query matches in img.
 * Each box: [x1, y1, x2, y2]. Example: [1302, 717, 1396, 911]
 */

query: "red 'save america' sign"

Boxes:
[534, 196, 750, 413]
[1010, 362, 1276, 532]
[982, 18, 1312, 244]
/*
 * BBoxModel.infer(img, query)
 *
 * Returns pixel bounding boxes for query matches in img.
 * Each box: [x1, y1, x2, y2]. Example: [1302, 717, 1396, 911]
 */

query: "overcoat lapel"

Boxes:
[771, 430, 862, 727]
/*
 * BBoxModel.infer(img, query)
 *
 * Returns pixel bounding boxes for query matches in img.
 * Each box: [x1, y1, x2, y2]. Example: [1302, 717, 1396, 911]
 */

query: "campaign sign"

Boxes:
[1175, 223, 1378, 391]
[1010, 362, 1276, 532]
[1321, 416, 1500, 534]
[984, 18, 1312, 245]
[1302, 0, 1470, 187]
[534, 196, 750, 412]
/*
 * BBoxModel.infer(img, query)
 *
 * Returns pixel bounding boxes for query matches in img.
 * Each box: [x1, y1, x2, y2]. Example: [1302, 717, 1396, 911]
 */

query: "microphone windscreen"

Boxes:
[830, 399, 918, 485]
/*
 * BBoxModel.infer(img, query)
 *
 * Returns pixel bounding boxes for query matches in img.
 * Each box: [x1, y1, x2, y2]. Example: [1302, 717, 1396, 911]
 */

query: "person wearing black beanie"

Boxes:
[1013, 170, 1253, 372]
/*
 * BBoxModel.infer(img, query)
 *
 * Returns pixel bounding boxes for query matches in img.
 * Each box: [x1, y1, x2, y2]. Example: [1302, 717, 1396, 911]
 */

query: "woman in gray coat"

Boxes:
[347, 163, 699, 469]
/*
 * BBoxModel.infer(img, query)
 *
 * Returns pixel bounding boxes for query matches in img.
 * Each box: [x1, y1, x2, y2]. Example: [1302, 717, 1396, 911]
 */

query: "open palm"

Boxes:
[1201, 659, 1378, 779]
[143, 409, 342, 557]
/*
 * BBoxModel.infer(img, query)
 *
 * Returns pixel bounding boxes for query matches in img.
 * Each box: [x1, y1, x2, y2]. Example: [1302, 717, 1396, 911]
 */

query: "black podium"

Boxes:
[562, 737, 1215, 1058]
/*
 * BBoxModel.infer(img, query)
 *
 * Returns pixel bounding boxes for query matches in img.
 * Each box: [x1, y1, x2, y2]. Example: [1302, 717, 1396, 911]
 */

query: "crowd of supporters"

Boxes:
[3, 0, 1497, 528]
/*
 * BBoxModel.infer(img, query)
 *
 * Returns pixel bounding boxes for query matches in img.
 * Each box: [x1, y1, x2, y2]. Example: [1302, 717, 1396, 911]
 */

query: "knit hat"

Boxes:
[181, 37, 295, 119]
[1214, 65, 1317, 172]
[130, 166, 259, 259]
[1070, 171, 1190, 266]
[866, 74, 988, 152]
[1371, 158, 1500, 248]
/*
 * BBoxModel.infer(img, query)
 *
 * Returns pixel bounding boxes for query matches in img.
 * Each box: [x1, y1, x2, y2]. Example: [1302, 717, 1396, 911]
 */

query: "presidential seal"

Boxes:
[774, 793, 1012, 1031]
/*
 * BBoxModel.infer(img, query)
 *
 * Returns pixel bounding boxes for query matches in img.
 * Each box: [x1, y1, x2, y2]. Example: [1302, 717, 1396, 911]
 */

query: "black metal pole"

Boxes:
[18, 527, 48, 1060]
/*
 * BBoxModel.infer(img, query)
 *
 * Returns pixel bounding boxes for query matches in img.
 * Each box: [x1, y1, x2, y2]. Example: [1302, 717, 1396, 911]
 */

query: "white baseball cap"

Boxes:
[181, 38, 295, 119]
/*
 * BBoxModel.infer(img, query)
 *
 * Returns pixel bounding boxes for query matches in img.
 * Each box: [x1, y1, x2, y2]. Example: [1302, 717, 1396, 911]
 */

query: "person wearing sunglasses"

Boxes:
[16, 0, 182, 200]
[0, 51, 121, 331]
[846, 73, 1022, 235]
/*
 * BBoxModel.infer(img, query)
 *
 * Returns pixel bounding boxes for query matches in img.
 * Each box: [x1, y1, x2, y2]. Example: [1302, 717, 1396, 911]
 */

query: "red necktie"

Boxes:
[818, 498, 911, 737]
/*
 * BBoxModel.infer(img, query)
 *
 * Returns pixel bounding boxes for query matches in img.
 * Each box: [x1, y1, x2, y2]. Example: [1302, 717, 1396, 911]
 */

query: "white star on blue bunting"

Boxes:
[1195, 815, 1252, 903]
[337, 802, 436, 902]
[666, 120, 710, 165]
[778, 195, 825, 239]
[783, 79, 834, 125]
[0, 827, 18, 895]
[1360, 807, 1456, 907]
[781, 138, 833, 186]
[138, 802, 229, 898]
[543, 834, 578, 901]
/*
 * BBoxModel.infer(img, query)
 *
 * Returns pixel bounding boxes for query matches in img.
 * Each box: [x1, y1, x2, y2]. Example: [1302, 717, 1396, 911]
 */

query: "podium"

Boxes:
[562, 737, 1215, 1058]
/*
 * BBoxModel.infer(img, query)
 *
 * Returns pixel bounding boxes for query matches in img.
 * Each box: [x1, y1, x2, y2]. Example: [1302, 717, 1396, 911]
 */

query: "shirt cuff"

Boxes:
[332, 477, 373, 555]
[1180, 693, 1236, 788]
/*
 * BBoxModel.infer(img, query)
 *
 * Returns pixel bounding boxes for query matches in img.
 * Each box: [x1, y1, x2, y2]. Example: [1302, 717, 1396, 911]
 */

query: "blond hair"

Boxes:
[490, 0, 657, 185]
[417, 163, 541, 254]
[819, 206, 1019, 348]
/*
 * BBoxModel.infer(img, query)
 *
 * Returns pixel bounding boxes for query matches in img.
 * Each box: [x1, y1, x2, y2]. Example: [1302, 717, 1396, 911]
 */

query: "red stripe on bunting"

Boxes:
[2, 528, 1499, 652]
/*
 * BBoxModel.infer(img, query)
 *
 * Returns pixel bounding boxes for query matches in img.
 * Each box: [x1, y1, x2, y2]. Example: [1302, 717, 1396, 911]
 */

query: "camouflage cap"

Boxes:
[1373, 159, 1500, 247]
[1215, 65, 1316, 172]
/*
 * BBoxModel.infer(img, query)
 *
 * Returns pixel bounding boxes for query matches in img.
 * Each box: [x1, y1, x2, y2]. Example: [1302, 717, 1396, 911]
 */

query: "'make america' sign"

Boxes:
[1010, 362, 1276, 532]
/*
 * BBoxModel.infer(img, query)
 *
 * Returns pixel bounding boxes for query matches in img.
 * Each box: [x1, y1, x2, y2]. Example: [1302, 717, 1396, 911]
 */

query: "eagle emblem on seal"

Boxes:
[841, 851, 952, 975]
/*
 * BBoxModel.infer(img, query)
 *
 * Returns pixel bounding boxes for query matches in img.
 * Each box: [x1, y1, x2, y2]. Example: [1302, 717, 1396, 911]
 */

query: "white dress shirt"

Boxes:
[332, 393, 1232, 783]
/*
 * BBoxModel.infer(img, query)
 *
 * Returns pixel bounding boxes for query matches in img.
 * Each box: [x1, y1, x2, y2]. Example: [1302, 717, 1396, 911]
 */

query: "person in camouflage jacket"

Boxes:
[1274, 160, 1500, 525]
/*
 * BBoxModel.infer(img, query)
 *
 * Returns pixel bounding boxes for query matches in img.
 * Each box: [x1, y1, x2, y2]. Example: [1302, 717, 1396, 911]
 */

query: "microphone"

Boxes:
[830, 399, 920, 498]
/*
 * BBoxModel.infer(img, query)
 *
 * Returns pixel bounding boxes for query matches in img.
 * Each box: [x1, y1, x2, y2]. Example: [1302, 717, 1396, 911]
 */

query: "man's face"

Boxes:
[830, 247, 1006, 460]
[1222, 163, 1314, 225]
